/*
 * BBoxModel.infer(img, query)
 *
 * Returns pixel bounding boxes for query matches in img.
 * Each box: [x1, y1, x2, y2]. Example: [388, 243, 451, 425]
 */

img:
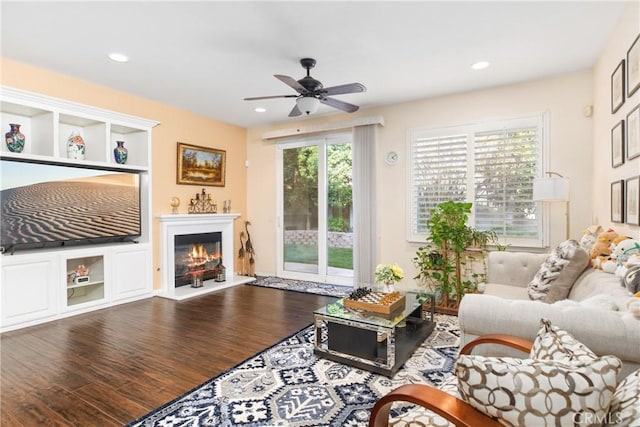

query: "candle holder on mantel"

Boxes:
[188, 188, 217, 214]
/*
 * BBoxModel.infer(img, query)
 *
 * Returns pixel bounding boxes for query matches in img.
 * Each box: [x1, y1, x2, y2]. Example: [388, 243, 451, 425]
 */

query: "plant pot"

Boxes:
[422, 292, 461, 315]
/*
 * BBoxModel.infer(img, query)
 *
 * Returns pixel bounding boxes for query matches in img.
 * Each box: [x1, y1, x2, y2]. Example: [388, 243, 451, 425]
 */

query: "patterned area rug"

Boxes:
[247, 276, 352, 298]
[127, 314, 459, 427]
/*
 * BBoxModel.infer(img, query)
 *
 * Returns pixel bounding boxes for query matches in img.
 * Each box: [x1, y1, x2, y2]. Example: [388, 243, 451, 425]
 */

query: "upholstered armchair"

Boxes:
[368, 334, 532, 427]
[369, 327, 639, 427]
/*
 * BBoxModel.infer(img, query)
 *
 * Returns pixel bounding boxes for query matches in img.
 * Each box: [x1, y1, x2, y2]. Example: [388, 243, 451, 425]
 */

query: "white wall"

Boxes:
[247, 70, 595, 283]
[592, 0, 640, 240]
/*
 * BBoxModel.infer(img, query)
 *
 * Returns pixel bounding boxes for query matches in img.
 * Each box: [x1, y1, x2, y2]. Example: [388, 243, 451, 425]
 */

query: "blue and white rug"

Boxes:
[248, 276, 351, 298]
[127, 314, 459, 427]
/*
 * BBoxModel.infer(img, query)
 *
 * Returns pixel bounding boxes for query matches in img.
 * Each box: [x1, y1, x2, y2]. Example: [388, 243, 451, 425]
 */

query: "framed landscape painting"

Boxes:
[611, 120, 625, 167]
[611, 180, 624, 223]
[626, 176, 640, 225]
[177, 142, 226, 187]
[612, 59, 625, 114]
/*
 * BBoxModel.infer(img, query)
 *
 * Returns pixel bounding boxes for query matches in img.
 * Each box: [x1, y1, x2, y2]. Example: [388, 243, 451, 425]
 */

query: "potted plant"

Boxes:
[374, 262, 404, 293]
[413, 201, 497, 314]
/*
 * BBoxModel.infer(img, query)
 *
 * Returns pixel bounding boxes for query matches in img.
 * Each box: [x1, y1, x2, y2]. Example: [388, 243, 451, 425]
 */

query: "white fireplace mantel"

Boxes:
[157, 213, 254, 300]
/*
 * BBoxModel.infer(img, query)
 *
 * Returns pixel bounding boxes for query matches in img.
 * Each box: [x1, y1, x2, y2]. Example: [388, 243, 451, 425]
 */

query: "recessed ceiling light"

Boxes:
[471, 61, 490, 70]
[254, 107, 266, 113]
[108, 52, 129, 63]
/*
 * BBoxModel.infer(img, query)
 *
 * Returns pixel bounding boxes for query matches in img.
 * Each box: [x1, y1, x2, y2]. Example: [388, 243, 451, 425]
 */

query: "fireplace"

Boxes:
[157, 213, 255, 300]
[174, 232, 224, 287]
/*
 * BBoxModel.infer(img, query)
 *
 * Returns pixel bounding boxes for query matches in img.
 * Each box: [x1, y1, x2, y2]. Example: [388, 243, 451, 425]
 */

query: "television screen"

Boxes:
[1, 159, 141, 253]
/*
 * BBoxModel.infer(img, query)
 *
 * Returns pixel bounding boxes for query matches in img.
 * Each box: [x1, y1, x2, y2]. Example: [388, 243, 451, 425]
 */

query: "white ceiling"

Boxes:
[0, 1, 626, 129]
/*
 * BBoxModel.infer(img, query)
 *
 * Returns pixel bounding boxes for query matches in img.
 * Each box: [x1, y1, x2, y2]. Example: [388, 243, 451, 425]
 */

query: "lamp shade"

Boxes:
[296, 96, 319, 115]
[532, 177, 570, 201]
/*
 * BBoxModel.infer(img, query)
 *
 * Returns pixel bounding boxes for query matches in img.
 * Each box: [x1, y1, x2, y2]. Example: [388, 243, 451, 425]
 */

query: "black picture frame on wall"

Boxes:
[611, 120, 625, 167]
[612, 60, 625, 114]
[628, 34, 640, 97]
[611, 180, 625, 223]
[627, 104, 640, 160]
[626, 176, 640, 226]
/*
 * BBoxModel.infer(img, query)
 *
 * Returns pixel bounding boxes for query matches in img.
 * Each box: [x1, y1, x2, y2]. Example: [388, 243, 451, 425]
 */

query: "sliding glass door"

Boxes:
[277, 134, 353, 285]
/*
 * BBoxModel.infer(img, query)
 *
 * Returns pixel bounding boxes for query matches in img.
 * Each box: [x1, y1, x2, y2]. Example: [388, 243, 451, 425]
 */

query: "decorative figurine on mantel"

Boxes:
[223, 200, 232, 213]
[170, 197, 180, 214]
[187, 188, 217, 214]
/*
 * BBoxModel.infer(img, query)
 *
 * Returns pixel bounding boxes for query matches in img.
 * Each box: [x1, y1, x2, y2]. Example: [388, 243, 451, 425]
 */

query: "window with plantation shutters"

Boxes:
[408, 113, 548, 248]
[409, 133, 468, 236]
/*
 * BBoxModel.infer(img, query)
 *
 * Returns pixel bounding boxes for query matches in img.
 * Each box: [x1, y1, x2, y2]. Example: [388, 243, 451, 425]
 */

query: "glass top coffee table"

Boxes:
[313, 291, 435, 377]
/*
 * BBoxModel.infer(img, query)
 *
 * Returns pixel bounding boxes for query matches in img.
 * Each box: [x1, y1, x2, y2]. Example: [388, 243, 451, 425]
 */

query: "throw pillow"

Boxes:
[529, 318, 597, 363]
[456, 354, 621, 427]
[527, 239, 590, 303]
[605, 368, 640, 427]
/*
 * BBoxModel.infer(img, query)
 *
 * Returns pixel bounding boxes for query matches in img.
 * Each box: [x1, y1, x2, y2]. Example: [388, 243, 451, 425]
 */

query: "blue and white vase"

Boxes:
[113, 140, 128, 164]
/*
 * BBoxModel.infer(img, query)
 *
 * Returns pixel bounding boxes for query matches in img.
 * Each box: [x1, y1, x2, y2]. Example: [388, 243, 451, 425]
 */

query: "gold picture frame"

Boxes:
[177, 142, 226, 186]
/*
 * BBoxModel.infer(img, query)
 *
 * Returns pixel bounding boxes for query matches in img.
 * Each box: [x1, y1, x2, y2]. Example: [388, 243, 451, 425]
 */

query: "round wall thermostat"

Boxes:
[385, 151, 399, 165]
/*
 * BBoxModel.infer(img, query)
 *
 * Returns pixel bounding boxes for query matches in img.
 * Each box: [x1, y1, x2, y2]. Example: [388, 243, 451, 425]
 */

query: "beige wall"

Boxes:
[1, 58, 248, 288]
[592, 0, 640, 240]
[248, 71, 596, 282]
[5, 0, 638, 291]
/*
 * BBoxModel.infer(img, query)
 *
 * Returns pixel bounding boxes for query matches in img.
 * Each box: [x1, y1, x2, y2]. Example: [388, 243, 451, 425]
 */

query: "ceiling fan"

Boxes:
[244, 58, 366, 117]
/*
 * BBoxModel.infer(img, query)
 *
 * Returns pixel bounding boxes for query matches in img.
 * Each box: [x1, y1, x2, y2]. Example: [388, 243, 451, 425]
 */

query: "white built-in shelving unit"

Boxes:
[0, 86, 158, 332]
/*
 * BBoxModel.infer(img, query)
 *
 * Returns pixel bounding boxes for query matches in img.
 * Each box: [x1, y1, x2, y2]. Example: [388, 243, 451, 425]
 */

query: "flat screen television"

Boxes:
[1, 159, 141, 254]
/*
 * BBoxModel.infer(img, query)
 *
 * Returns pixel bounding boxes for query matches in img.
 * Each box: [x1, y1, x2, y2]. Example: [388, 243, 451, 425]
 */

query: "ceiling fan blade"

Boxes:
[321, 82, 366, 96]
[244, 94, 298, 101]
[320, 97, 359, 113]
[275, 75, 308, 94]
[288, 104, 302, 117]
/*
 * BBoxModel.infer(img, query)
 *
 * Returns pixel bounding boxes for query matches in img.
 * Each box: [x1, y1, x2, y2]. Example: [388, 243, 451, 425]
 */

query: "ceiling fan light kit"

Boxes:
[244, 58, 366, 118]
[296, 96, 319, 115]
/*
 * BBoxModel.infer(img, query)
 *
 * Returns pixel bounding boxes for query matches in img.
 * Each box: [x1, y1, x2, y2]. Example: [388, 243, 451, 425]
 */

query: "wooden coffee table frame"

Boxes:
[313, 292, 436, 377]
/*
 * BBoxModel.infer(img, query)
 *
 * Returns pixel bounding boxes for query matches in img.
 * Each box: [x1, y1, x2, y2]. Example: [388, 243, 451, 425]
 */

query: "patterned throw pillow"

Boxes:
[456, 354, 622, 427]
[527, 239, 590, 302]
[605, 369, 640, 427]
[529, 318, 597, 363]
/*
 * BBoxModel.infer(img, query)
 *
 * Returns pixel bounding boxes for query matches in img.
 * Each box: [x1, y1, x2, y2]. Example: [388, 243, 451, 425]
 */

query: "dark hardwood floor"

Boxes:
[1, 284, 336, 426]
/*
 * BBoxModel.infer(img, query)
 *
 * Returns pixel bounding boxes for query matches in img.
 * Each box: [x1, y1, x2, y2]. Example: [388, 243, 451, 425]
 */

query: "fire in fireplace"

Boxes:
[174, 232, 225, 287]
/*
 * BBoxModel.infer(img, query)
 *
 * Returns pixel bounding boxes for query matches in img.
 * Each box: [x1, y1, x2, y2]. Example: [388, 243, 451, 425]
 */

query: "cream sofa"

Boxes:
[458, 250, 640, 378]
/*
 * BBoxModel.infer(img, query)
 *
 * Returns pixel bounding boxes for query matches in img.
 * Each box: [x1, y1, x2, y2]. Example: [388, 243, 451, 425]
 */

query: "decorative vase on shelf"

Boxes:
[67, 131, 85, 160]
[5, 123, 25, 153]
[113, 140, 128, 164]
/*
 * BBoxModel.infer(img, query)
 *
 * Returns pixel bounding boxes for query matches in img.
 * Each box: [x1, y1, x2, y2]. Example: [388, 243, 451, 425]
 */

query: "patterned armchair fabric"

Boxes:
[369, 321, 640, 427]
